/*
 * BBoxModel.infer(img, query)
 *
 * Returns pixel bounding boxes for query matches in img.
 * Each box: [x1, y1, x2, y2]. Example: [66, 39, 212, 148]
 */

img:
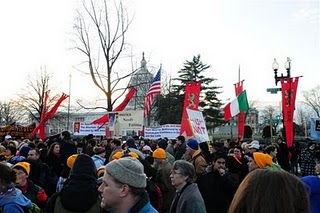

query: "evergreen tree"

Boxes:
[160, 54, 224, 130]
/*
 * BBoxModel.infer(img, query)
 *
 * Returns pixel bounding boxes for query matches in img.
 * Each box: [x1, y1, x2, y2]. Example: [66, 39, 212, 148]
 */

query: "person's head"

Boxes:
[186, 139, 199, 155]
[98, 157, 146, 210]
[27, 148, 40, 161]
[212, 153, 227, 171]
[0, 162, 16, 191]
[61, 130, 71, 140]
[67, 154, 78, 169]
[93, 146, 106, 157]
[233, 146, 242, 157]
[248, 143, 260, 153]
[111, 139, 121, 148]
[248, 152, 273, 172]
[228, 169, 310, 213]
[47, 142, 60, 156]
[13, 162, 30, 187]
[264, 145, 278, 158]
[6, 146, 17, 156]
[139, 140, 146, 148]
[176, 136, 185, 145]
[157, 139, 168, 150]
[152, 148, 166, 164]
[170, 160, 195, 190]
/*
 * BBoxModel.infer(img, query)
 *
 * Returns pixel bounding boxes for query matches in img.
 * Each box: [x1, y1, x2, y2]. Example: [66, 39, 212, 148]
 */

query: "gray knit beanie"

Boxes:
[106, 157, 146, 188]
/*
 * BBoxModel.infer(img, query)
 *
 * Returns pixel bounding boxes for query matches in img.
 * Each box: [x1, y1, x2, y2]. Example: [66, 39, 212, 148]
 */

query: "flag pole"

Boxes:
[157, 64, 162, 125]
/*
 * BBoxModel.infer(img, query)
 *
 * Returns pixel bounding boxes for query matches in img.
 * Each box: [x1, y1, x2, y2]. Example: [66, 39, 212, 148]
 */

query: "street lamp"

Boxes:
[272, 57, 291, 86]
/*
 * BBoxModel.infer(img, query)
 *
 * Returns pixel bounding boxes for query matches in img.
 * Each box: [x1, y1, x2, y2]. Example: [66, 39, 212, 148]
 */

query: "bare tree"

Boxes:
[259, 105, 281, 129]
[302, 85, 320, 117]
[73, 0, 136, 112]
[0, 101, 26, 125]
[15, 67, 61, 122]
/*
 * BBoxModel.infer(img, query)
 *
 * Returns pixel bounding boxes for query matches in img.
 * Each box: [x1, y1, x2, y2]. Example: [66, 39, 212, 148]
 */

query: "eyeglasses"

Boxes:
[171, 170, 183, 176]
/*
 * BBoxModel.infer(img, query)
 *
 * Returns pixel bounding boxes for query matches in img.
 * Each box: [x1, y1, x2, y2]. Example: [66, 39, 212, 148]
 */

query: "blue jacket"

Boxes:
[301, 175, 320, 213]
[0, 188, 32, 213]
[128, 192, 158, 213]
[91, 155, 105, 169]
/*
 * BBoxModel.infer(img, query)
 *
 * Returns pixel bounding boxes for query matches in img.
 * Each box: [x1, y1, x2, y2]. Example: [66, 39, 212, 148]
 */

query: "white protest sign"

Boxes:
[144, 124, 181, 140]
[117, 110, 144, 131]
[144, 127, 162, 140]
[186, 109, 209, 142]
[73, 122, 106, 136]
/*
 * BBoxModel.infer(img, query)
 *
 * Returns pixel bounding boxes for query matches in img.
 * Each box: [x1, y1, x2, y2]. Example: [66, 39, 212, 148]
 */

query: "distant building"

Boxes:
[126, 52, 153, 111]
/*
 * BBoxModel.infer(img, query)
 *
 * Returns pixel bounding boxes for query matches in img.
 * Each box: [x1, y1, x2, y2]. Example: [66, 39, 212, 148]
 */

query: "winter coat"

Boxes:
[301, 175, 320, 213]
[45, 154, 102, 213]
[0, 187, 32, 213]
[170, 183, 206, 213]
[197, 169, 238, 213]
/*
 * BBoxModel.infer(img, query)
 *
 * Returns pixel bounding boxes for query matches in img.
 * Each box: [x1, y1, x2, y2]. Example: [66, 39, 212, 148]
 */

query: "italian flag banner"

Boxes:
[223, 90, 249, 121]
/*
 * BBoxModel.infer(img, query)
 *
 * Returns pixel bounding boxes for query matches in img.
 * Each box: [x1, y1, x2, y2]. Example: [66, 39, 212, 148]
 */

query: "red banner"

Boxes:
[234, 80, 245, 140]
[30, 93, 69, 138]
[281, 77, 299, 148]
[179, 82, 201, 137]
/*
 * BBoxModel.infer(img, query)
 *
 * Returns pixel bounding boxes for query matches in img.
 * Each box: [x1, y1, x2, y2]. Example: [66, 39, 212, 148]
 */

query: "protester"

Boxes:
[169, 160, 206, 213]
[46, 154, 102, 213]
[91, 146, 106, 169]
[98, 157, 158, 213]
[198, 153, 238, 213]
[0, 162, 32, 212]
[13, 162, 47, 210]
[228, 169, 310, 213]
[185, 139, 207, 177]
[247, 152, 273, 172]
[153, 148, 175, 213]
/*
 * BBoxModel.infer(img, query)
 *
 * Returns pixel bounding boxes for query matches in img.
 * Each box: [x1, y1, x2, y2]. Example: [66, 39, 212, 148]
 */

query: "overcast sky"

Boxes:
[0, 0, 319, 109]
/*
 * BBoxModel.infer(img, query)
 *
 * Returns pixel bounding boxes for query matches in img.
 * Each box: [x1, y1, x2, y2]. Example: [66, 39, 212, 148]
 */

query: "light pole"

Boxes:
[273, 57, 291, 85]
[67, 74, 72, 131]
[272, 57, 295, 147]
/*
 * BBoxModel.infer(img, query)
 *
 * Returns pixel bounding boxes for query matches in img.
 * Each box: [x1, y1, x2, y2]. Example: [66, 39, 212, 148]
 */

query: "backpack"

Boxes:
[25, 203, 43, 213]
[146, 178, 163, 213]
[0, 202, 43, 213]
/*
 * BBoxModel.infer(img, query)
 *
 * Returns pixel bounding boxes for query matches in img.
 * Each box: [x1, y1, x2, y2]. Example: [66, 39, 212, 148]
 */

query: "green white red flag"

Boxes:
[223, 90, 249, 121]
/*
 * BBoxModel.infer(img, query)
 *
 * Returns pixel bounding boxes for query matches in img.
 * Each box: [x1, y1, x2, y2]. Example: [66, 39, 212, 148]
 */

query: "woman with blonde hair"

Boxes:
[228, 169, 310, 213]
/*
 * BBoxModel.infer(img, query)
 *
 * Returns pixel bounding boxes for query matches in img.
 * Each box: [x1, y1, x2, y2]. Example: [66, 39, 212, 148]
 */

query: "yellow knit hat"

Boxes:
[153, 148, 166, 159]
[253, 152, 273, 168]
[128, 152, 139, 159]
[67, 154, 78, 168]
[112, 151, 123, 160]
[13, 162, 30, 176]
[97, 166, 105, 177]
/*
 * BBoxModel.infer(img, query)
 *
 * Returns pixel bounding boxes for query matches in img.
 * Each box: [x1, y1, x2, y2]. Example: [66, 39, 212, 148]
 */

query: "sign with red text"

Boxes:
[186, 109, 209, 142]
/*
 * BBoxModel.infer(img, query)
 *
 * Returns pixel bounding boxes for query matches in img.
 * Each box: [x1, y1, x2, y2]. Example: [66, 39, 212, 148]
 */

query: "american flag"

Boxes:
[144, 67, 161, 118]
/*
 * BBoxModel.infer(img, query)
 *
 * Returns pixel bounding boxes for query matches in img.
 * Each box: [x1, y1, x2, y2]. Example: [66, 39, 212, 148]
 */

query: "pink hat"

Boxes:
[142, 145, 152, 151]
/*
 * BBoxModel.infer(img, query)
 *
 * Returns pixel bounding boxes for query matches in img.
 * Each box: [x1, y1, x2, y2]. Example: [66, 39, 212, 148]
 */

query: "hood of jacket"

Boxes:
[0, 188, 32, 208]
[59, 154, 99, 212]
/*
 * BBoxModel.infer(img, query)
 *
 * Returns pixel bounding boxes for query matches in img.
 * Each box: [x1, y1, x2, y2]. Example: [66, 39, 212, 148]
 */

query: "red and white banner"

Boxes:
[179, 82, 201, 137]
[281, 77, 299, 148]
[186, 109, 209, 142]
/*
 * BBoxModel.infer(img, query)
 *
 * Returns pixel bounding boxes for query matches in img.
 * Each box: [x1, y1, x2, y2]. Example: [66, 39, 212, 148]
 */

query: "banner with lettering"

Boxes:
[281, 77, 299, 148]
[180, 82, 201, 137]
[0, 123, 36, 138]
[186, 109, 209, 142]
[144, 124, 181, 140]
[73, 122, 107, 136]
[117, 110, 144, 132]
[310, 118, 320, 140]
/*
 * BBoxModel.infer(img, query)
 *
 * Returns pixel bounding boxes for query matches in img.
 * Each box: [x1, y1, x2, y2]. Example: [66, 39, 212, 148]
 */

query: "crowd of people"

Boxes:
[0, 132, 319, 213]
